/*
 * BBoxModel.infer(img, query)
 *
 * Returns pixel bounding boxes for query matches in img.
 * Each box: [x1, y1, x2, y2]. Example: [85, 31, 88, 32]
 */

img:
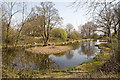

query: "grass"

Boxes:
[2, 39, 117, 78]
[2, 39, 92, 49]
[73, 50, 112, 73]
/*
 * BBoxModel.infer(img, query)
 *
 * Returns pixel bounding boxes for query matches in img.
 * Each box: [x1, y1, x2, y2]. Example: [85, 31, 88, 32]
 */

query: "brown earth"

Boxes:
[26, 46, 73, 54]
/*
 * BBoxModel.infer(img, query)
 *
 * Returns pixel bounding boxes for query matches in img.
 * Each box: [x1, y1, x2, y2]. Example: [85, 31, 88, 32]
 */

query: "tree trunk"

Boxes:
[6, 24, 9, 52]
[109, 33, 112, 43]
[107, 27, 112, 43]
[43, 39, 48, 46]
[117, 24, 120, 64]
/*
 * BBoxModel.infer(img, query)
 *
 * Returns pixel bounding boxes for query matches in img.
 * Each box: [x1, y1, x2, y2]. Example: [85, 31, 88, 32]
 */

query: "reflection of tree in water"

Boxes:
[65, 51, 74, 59]
[36, 54, 51, 70]
[71, 42, 81, 50]
[53, 52, 66, 57]
[2, 48, 53, 70]
[22, 52, 53, 70]
[25, 53, 51, 70]
[2, 48, 24, 67]
[80, 41, 97, 57]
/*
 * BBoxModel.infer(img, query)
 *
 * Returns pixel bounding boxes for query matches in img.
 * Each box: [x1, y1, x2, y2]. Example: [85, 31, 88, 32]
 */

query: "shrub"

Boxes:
[92, 33, 99, 40]
[100, 50, 104, 55]
[51, 28, 67, 40]
[69, 30, 81, 40]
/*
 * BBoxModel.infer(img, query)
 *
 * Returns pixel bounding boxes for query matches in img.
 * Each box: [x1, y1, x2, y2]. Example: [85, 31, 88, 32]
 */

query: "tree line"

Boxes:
[1, 1, 100, 52]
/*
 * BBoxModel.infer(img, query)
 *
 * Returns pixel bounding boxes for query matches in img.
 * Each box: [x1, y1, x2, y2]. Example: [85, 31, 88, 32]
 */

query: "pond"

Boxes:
[2, 41, 101, 70]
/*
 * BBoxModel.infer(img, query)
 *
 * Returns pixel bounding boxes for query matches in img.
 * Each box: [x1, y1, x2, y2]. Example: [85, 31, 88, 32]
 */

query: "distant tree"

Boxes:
[66, 23, 74, 34]
[69, 29, 81, 40]
[80, 22, 97, 38]
[51, 28, 67, 40]
[91, 33, 99, 40]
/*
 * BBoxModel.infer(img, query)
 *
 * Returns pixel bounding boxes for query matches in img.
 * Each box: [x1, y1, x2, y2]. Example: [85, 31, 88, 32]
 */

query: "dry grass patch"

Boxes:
[26, 46, 73, 54]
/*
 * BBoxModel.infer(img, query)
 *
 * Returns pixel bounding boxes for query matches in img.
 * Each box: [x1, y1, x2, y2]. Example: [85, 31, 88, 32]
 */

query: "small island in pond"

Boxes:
[26, 46, 73, 54]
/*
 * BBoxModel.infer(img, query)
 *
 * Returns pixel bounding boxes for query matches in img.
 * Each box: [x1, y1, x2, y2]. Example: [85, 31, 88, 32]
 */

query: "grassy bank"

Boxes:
[2, 40, 117, 78]
[2, 39, 92, 49]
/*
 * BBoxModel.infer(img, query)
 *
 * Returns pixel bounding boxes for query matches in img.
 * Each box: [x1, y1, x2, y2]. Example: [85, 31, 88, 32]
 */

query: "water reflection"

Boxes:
[66, 51, 74, 59]
[3, 49, 53, 70]
[80, 41, 98, 57]
[2, 41, 100, 70]
[49, 41, 100, 68]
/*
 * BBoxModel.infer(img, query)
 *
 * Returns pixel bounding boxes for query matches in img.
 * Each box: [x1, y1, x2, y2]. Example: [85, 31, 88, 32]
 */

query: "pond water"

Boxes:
[2, 41, 101, 70]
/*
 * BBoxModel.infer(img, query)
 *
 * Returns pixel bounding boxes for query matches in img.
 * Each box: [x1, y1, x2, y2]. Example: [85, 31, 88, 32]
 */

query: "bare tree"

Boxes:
[14, 2, 32, 48]
[80, 22, 97, 38]
[34, 2, 62, 46]
[2, 2, 21, 51]
[66, 23, 74, 34]
[95, 4, 115, 42]
[73, 0, 119, 40]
